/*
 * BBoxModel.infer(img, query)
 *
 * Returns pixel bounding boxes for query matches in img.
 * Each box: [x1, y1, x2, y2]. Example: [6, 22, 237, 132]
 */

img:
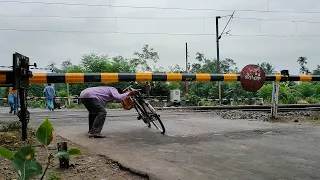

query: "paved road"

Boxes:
[1, 107, 320, 180]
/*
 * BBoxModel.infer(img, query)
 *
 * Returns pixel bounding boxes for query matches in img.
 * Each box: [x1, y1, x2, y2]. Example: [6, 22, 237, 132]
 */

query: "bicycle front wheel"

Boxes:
[143, 100, 166, 134]
[150, 114, 165, 134]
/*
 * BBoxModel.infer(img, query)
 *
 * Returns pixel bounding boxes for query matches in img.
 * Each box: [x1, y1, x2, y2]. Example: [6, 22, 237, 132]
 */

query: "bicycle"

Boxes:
[123, 83, 166, 134]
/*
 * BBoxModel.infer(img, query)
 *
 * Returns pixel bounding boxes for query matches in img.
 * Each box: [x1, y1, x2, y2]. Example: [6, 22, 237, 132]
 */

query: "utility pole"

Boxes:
[215, 12, 235, 105]
[67, 68, 70, 105]
[185, 42, 189, 95]
[216, 16, 222, 105]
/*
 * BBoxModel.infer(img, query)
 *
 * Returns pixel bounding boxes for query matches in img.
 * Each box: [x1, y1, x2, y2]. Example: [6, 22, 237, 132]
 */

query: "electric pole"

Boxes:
[186, 42, 189, 95]
[215, 12, 235, 105]
[216, 16, 222, 105]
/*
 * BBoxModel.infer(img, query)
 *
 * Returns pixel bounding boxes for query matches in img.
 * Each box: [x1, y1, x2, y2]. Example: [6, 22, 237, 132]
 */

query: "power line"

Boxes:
[226, 34, 320, 38]
[234, 17, 320, 24]
[0, 28, 216, 35]
[0, 14, 214, 20]
[0, 28, 320, 38]
[1, 14, 320, 25]
[2, 0, 320, 14]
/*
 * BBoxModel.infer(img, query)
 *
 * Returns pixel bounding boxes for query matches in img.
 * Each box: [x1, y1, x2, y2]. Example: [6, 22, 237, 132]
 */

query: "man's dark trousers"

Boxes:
[80, 98, 107, 134]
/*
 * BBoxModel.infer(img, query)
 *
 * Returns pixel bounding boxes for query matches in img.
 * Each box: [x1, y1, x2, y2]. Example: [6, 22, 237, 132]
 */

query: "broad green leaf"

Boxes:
[0, 146, 14, 160]
[55, 151, 69, 159]
[12, 146, 42, 180]
[36, 118, 54, 145]
[68, 148, 82, 156]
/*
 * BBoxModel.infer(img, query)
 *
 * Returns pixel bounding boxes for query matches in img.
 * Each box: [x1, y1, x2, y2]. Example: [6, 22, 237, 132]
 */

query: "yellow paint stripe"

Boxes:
[167, 73, 182, 81]
[136, 73, 152, 82]
[275, 75, 281, 82]
[300, 75, 312, 81]
[101, 73, 119, 82]
[66, 73, 84, 83]
[30, 73, 47, 84]
[224, 74, 238, 82]
[196, 74, 211, 82]
[0, 74, 6, 84]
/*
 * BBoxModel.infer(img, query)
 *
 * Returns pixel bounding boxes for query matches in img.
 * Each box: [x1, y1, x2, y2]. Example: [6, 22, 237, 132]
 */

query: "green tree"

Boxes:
[29, 84, 46, 97]
[61, 60, 73, 72]
[297, 57, 310, 74]
[81, 54, 109, 73]
[312, 65, 320, 75]
[131, 45, 160, 72]
[258, 62, 275, 74]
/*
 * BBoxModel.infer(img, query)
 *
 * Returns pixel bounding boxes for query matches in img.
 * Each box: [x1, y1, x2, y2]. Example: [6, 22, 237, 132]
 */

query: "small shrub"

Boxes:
[297, 99, 309, 104]
[106, 103, 122, 109]
[306, 97, 320, 104]
[1, 121, 21, 132]
[66, 103, 77, 109]
[201, 101, 217, 106]
[48, 172, 61, 180]
[0, 119, 82, 180]
[28, 101, 46, 109]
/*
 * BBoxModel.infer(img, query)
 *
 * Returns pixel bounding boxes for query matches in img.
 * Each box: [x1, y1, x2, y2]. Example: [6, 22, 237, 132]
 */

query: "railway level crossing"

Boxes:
[1, 52, 320, 141]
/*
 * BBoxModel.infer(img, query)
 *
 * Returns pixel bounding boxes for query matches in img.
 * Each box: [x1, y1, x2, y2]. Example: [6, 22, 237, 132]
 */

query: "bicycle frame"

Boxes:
[124, 85, 150, 121]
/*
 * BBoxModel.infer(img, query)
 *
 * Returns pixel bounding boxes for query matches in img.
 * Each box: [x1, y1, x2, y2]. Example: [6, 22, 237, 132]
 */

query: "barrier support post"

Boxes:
[271, 81, 279, 119]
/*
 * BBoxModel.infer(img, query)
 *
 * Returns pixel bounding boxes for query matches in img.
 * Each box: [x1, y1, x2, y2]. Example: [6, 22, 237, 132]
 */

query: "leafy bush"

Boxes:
[0, 119, 82, 180]
[106, 103, 122, 109]
[56, 90, 67, 97]
[296, 82, 314, 98]
[28, 101, 46, 109]
[257, 84, 273, 101]
[306, 97, 320, 104]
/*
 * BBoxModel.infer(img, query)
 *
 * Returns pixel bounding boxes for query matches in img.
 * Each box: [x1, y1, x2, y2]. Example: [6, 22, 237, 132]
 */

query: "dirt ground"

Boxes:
[0, 126, 148, 180]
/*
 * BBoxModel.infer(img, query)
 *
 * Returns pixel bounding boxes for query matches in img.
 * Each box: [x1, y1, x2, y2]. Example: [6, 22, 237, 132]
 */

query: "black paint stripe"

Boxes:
[6, 71, 14, 84]
[266, 75, 276, 81]
[288, 75, 300, 82]
[47, 73, 65, 83]
[118, 73, 136, 82]
[210, 75, 224, 81]
[312, 76, 320, 81]
[182, 73, 196, 81]
[152, 73, 167, 81]
[84, 73, 101, 83]
[236, 75, 240, 81]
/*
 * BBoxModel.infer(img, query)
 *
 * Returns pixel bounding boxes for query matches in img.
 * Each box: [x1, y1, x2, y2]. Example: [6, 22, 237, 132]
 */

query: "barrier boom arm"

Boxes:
[1, 71, 320, 85]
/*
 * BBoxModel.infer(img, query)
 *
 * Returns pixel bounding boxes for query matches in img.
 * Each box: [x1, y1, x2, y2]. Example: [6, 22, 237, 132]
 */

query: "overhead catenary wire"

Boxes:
[0, 28, 320, 38]
[0, 14, 320, 25]
[1, 0, 320, 14]
[233, 17, 320, 24]
[0, 28, 216, 35]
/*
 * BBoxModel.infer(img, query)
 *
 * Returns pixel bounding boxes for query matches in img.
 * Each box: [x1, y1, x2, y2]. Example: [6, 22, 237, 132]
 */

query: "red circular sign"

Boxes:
[240, 64, 266, 92]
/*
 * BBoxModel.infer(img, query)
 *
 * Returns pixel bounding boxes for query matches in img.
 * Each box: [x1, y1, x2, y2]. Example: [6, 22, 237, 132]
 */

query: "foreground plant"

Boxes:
[0, 118, 82, 180]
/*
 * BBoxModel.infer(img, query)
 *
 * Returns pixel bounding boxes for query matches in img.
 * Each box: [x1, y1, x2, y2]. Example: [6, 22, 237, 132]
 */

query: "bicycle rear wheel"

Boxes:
[143, 100, 166, 134]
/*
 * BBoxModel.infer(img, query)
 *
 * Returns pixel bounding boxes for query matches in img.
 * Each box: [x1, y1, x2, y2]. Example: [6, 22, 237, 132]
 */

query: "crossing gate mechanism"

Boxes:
[12, 53, 35, 141]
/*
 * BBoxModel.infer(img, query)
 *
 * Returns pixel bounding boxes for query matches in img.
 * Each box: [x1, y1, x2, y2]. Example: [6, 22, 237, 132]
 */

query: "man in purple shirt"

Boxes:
[80, 86, 136, 138]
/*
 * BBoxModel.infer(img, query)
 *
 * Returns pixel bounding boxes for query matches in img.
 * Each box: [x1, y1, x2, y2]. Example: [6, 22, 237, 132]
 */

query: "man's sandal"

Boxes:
[88, 133, 106, 138]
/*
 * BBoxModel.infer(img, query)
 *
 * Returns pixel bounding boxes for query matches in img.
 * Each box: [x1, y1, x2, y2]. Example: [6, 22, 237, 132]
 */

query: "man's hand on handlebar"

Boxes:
[128, 90, 137, 97]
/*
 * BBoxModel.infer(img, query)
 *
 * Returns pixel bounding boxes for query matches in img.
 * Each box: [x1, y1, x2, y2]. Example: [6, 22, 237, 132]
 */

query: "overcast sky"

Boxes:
[0, 0, 319, 74]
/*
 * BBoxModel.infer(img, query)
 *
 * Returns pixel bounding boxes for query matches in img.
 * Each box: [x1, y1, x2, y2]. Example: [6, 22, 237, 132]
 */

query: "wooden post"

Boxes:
[57, 142, 69, 168]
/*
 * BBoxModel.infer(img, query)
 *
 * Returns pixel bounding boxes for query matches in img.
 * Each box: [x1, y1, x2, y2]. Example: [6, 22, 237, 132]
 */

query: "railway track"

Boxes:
[155, 104, 320, 112]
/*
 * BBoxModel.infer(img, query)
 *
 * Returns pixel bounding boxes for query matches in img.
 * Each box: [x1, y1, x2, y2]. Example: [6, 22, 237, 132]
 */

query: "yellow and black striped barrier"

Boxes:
[1, 71, 320, 85]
